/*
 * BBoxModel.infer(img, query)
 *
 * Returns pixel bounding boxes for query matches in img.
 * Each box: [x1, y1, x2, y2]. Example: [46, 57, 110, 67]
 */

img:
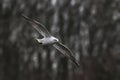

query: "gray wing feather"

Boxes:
[22, 14, 51, 37]
[53, 42, 80, 67]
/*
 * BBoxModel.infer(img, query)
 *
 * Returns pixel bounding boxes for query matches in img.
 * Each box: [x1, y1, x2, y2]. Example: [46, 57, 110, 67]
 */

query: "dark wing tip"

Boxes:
[71, 56, 80, 67]
[21, 14, 33, 22]
[74, 61, 80, 67]
[21, 14, 45, 27]
[54, 42, 80, 67]
[21, 14, 41, 26]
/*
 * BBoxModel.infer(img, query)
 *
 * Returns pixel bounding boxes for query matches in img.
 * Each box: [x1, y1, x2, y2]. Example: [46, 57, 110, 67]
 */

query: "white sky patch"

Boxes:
[79, 5, 84, 14]
[42, 50, 47, 60]
[37, 3, 42, 10]
[52, 61, 57, 69]
[31, 32, 39, 38]
[32, 52, 39, 68]
[51, 0, 57, 6]
[20, 3, 25, 9]
[71, 0, 76, 6]
[2, 0, 9, 9]
[9, 25, 22, 43]
[103, 41, 108, 49]
[91, 5, 96, 15]
[75, 52, 80, 61]
[50, 50, 56, 60]
[51, 11, 59, 33]
[113, 10, 120, 21]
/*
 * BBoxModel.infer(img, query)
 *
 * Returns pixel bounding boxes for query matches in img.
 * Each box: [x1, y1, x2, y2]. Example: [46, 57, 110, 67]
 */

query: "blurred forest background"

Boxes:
[0, 0, 120, 80]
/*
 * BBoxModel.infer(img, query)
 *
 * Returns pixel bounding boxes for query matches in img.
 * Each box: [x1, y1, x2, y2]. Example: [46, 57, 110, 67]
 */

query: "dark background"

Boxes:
[0, 0, 120, 80]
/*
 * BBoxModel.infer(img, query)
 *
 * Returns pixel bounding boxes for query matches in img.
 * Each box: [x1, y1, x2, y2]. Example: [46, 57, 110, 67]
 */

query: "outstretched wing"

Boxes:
[22, 14, 51, 37]
[53, 42, 80, 67]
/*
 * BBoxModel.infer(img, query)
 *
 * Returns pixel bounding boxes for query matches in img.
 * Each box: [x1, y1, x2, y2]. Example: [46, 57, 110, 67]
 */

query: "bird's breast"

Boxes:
[42, 37, 56, 45]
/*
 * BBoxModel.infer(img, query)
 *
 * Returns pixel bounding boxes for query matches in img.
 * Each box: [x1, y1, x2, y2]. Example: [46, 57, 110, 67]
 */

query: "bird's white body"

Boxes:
[36, 36, 59, 45]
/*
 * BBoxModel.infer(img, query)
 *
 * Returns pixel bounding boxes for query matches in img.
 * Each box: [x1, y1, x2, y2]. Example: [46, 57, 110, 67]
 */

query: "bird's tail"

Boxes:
[35, 38, 42, 44]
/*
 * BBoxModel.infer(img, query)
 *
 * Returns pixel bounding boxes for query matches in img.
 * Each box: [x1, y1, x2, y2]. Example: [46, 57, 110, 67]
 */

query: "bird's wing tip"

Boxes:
[21, 14, 30, 20]
[74, 61, 80, 67]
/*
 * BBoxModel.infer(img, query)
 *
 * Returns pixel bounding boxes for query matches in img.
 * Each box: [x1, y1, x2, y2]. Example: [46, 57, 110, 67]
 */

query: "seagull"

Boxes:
[22, 14, 80, 67]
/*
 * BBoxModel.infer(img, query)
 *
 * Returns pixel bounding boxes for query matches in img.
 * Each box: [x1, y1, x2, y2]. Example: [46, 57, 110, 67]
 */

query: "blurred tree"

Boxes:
[0, 0, 120, 80]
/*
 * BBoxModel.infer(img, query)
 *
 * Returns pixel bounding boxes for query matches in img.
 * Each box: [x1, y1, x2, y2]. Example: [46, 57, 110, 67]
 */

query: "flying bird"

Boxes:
[22, 14, 80, 67]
